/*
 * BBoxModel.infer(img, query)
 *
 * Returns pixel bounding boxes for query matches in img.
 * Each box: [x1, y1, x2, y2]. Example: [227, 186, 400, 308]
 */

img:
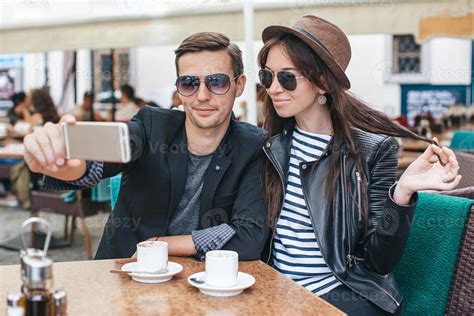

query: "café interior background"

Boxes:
[0, 0, 472, 264]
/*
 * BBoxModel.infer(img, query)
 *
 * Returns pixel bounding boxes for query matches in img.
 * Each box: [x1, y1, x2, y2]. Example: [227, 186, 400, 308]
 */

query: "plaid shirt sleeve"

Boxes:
[41, 161, 104, 190]
[191, 224, 236, 254]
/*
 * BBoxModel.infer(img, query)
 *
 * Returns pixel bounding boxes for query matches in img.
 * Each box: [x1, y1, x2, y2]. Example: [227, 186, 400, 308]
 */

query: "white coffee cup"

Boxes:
[205, 250, 239, 287]
[136, 240, 168, 272]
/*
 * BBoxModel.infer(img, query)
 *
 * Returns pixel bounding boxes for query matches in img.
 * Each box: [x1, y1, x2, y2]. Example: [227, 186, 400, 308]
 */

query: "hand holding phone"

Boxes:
[23, 115, 86, 179]
[24, 115, 131, 182]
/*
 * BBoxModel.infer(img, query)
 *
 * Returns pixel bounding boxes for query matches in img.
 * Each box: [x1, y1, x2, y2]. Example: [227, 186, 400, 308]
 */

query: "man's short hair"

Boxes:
[174, 32, 244, 78]
[120, 84, 135, 100]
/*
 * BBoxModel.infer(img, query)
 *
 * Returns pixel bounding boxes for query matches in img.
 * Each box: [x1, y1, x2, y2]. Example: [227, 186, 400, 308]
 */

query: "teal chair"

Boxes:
[110, 174, 122, 209]
[450, 130, 474, 151]
[92, 178, 111, 203]
[394, 193, 473, 315]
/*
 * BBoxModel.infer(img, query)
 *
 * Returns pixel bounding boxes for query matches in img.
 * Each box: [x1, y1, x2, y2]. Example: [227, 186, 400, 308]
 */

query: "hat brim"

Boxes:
[262, 25, 351, 90]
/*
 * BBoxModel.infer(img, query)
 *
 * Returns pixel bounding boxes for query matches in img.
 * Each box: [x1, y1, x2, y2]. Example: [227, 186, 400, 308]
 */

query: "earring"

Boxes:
[317, 94, 327, 105]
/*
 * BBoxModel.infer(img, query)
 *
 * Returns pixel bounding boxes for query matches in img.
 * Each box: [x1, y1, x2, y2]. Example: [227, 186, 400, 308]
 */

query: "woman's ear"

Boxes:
[319, 75, 329, 94]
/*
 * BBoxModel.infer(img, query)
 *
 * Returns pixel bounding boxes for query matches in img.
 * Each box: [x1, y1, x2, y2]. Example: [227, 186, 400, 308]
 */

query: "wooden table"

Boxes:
[0, 258, 345, 316]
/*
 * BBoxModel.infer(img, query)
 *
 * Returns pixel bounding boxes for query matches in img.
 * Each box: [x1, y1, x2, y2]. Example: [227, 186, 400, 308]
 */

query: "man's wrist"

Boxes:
[153, 235, 197, 256]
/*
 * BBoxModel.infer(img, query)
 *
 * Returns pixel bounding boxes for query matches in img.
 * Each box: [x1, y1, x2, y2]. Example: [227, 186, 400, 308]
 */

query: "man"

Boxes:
[23, 32, 268, 260]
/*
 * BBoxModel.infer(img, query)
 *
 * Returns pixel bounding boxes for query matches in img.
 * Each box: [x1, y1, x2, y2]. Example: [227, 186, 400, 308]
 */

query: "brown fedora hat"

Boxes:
[262, 15, 352, 90]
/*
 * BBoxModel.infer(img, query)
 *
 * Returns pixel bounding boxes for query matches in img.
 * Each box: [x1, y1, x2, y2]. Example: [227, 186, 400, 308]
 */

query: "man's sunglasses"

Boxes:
[175, 73, 240, 97]
[258, 69, 303, 91]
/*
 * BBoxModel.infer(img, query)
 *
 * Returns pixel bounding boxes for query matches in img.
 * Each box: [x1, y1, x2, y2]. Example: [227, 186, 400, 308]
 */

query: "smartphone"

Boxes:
[62, 122, 131, 163]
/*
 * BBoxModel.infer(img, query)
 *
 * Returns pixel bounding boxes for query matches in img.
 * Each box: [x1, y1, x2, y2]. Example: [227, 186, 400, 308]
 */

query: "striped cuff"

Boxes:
[192, 224, 236, 254]
[42, 161, 104, 190]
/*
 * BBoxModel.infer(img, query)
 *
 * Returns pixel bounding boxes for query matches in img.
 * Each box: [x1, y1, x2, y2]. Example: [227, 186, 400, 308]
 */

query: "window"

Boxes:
[99, 54, 113, 92]
[94, 49, 130, 95]
[118, 53, 129, 88]
[392, 35, 421, 74]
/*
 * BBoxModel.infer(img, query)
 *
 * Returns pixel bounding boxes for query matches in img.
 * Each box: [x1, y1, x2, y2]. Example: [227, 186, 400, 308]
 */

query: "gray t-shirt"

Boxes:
[166, 152, 213, 235]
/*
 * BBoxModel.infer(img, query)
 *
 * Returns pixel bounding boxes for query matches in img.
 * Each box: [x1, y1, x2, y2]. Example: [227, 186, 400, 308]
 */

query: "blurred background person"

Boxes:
[29, 88, 60, 125]
[171, 90, 183, 111]
[71, 91, 94, 121]
[238, 100, 248, 122]
[146, 100, 161, 108]
[115, 84, 140, 121]
[0, 92, 32, 201]
[135, 97, 161, 109]
[7, 92, 33, 125]
[9, 88, 59, 208]
[133, 97, 147, 109]
[10, 89, 59, 136]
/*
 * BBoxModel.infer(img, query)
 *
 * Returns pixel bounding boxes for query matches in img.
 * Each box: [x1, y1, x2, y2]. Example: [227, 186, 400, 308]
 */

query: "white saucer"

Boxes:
[187, 272, 255, 297]
[121, 261, 183, 284]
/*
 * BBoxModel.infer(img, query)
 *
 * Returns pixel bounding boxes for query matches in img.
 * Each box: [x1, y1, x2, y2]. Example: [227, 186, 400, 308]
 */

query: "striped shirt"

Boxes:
[273, 127, 342, 296]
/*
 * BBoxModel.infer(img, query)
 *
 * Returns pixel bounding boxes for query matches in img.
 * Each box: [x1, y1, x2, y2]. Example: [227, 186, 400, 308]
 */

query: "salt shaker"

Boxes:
[6, 292, 25, 316]
[52, 290, 67, 316]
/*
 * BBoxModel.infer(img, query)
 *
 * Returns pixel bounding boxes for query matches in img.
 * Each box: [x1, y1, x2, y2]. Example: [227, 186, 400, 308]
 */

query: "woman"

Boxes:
[9, 89, 59, 208]
[258, 16, 460, 315]
[29, 88, 60, 125]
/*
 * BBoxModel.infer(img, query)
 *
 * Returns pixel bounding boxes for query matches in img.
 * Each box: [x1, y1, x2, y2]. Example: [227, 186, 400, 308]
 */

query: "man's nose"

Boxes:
[196, 81, 211, 102]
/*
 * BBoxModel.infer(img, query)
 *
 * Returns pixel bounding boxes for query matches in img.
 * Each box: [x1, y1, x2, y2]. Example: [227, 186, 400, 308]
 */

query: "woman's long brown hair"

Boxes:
[259, 33, 433, 228]
[31, 88, 60, 124]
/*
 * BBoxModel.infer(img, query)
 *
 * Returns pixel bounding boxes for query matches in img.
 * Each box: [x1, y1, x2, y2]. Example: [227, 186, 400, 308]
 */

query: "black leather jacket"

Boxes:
[262, 127, 418, 313]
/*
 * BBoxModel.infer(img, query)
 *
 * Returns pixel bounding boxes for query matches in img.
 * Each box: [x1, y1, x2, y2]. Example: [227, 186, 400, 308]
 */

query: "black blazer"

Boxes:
[95, 106, 268, 260]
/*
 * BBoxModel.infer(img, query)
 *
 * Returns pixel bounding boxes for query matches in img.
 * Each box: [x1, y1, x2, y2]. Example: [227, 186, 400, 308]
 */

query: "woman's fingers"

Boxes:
[441, 145, 455, 156]
[439, 175, 462, 190]
[446, 154, 460, 171]
[419, 138, 450, 163]
[431, 143, 452, 166]
[442, 146, 458, 165]
[419, 142, 437, 161]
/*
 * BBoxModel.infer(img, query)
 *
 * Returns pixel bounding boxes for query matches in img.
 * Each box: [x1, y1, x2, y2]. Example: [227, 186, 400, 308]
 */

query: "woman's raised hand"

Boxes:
[393, 138, 461, 205]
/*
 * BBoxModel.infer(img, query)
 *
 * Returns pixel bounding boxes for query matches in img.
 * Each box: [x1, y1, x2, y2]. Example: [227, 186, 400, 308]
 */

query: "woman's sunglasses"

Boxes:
[175, 73, 240, 97]
[258, 69, 303, 91]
